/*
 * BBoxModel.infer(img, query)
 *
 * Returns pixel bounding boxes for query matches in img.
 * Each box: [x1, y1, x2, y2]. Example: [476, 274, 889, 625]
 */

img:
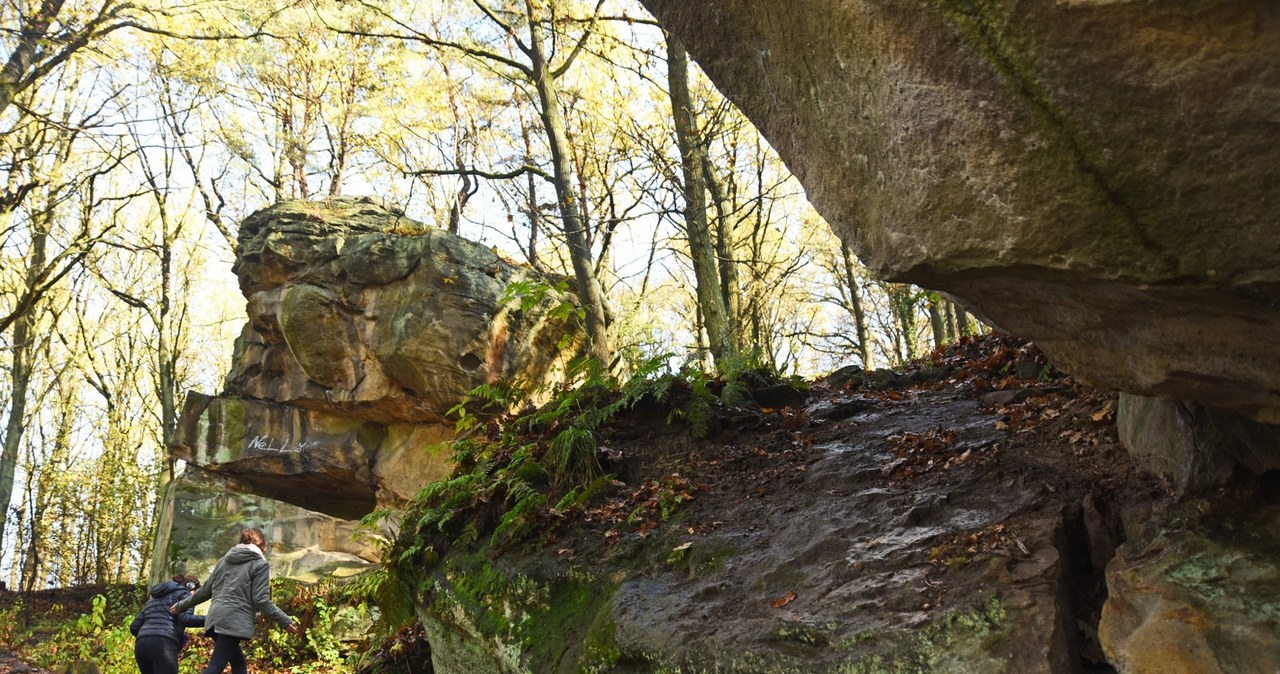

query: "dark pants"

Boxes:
[135, 635, 179, 674]
[201, 632, 248, 674]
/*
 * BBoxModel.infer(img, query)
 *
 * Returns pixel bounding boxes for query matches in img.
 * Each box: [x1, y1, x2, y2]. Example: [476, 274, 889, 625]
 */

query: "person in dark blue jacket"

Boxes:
[131, 574, 206, 674]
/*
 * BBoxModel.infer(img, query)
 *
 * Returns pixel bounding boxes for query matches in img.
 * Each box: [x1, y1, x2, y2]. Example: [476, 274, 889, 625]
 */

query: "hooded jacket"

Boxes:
[130, 580, 205, 644]
[173, 544, 293, 639]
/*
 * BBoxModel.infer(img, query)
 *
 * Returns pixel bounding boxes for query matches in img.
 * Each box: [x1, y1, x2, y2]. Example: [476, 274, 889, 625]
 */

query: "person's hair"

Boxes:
[239, 527, 266, 548]
[184, 574, 200, 589]
[171, 573, 187, 583]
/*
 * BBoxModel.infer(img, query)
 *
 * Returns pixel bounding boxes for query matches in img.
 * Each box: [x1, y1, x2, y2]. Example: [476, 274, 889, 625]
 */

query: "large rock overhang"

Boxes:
[640, 0, 1280, 422]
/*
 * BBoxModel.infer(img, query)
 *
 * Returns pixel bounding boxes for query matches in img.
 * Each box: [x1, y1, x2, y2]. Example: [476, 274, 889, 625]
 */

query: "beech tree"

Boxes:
[340, 0, 615, 362]
[666, 35, 736, 367]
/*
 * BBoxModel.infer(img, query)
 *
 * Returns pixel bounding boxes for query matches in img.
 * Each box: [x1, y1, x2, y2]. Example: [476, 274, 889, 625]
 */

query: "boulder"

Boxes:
[162, 197, 586, 574]
[1117, 394, 1280, 497]
[638, 0, 1280, 423]
[227, 197, 584, 423]
[171, 393, 454, 518]
[1099, 497, 1280, 674]
[152, 466, 376, 583]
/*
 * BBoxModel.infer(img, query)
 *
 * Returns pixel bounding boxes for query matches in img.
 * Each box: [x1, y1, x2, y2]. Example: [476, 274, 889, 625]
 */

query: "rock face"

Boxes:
[160, 197, 584, 575]
[415, 387, 1129, 673]
[228, 197, 582, 424]
[1117, 394, 1280, 497]
[152, 466, 377, 583]
[171, 393, 455, 518]
[1099, 495, 1280, 674]
[639, 0, 1280, 424]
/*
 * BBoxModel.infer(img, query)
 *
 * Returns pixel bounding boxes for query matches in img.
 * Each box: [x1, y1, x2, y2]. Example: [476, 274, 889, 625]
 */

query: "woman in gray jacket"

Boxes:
[171, 528, 298, 674]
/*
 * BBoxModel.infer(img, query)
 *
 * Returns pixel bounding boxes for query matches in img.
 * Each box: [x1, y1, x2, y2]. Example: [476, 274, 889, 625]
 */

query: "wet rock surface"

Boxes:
[609, 392, 1070, 672]
[414, 337, 1195, 673]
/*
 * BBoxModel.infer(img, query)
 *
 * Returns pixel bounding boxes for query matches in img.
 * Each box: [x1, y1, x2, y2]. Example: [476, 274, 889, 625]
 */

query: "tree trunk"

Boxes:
[839, 244, 872, 370]
[703, 162, 741, 338]
[0, 221, 47, 554]
[526, 4, 610, 362]
[0, 0, 67, 115]
[518, 97, 541, 268]
[928, 295, 946, 350]
[955, 303, 974, 337]
[667, 36, 736, 367]
[889, 285, 918, 364]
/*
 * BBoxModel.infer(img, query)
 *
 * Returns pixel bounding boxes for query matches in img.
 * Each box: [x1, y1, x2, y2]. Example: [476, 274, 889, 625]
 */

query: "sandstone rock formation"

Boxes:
[1117, 394, 1280, 497]
[1100, 496, 1280, 674]
[639, 0, 1280, 425]
[153, 466, 377, 583]
[158, 197, 585, 576]
[228, 197, 582, 424]
[171, 393, 455, 518]
[414, 388, 1121, 673]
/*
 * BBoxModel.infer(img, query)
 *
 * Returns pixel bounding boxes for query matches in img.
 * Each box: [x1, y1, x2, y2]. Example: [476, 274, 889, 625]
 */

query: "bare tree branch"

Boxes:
[408, 164, 554, 183]
[552, 0, 606, 79]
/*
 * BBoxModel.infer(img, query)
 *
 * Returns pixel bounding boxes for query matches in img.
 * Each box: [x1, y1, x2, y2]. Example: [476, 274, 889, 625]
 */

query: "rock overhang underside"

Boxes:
[638, 0, 1280, 424]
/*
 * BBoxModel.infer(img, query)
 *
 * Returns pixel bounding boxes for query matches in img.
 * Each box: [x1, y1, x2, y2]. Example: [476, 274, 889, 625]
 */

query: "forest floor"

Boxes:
[0, 650, 50, 674]
[0, 333, 1169, 673]
[528, 332, 1166, 672]
[358, 332, 1170, 672]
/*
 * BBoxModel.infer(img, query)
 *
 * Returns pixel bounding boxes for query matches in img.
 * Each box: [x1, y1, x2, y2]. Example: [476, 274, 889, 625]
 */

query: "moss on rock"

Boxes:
[420, 550, 622, 674]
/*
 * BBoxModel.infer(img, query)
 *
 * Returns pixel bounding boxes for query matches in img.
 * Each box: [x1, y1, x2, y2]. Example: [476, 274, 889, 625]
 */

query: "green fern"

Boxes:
[493, 489, 548, 545]
[385, 353, 768, 614]
[548, 426, 602, 487]
[554, 474, 614, 512]
[719, 378, 751, 409]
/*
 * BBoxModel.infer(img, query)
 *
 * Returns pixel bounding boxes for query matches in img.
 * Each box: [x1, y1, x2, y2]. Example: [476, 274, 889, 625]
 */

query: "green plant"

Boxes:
[500, 277, 585, 349]
[27, 593, 136, 674]
[0, 598, 22, 648]
[1038, 363, 1056, 382]
[384, 352, 775, 631]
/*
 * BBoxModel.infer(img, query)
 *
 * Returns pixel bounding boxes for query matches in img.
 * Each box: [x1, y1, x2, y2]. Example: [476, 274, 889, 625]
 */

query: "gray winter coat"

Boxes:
[130, 580, 204, 644]
[173, 544, 293, 639]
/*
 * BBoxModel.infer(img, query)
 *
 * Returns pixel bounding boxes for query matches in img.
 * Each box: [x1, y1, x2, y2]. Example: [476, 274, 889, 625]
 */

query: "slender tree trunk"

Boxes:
[0, 221, 48, 554]
[668, 36, 737, 367]
[702, 162, 740, 336]
[955, 303, 973, 337]
[443, 59, 471, 234]
[526, 5, 610, 362]
[889, 285, 917, 364]
[943, 300, 957, 342]
[839, 244, 872, 370]
[518, 98, 541, 268]
[327, 74, 359, 197]
[928, 295, 946, 350]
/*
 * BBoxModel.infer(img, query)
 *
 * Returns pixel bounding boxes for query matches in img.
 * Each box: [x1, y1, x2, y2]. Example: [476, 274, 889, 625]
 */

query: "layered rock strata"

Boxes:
[159, 197, 584, 577]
